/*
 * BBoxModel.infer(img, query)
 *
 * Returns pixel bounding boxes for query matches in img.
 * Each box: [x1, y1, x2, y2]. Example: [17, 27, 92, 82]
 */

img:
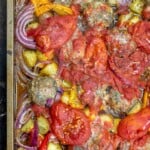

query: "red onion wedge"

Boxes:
[15, 96, 33, 128]
[19, 108, 34, 124]
[55, 93, 61, 102]
[31, 121, 39, 147]
[16, 4, 36, 49]
[46, 98, 54, 107]
[15, 0, 29, 14]
[16, 42, 38, 79]
[46, 88, 63, 107]
[16, 135, 37, 150]
[117, 0, 131, 6]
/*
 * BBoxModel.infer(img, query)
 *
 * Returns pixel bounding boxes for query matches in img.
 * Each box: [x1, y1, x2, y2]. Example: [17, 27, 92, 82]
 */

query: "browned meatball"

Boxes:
[28, 76, 58, 106]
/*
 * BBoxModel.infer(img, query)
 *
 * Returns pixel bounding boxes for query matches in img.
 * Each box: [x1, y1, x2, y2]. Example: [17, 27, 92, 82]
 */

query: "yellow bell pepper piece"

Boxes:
[31, 0, 51, 7]
[31, 0, 73, 16]
[52, 4, 73, 15]
[118, 12, 133, 26]
[61, 80, 72, 89]
[36, 50, 48, 61]
[84, 107, 90, 117]
[35, 4, 54, 16]
[142, 91, 149, 108]
[40, 62, 58, 77]
[112, 118, 121, 133]
[31, 0, 53, 16]
[61, 91, 70, 104]
[129, 0, 145, 14]
[100, 104, 105, 111]
[129, 15, 141, 25]
[107, 0, 117, 6]
[48, 142, 62, 150]
[69, 85, 78, 101]
[26, 21, 39, 30]
[99, 113, 114, 130]
[61, 85, 83, 109]
[23, 50, 37, 68]
[37, 116, 50, 135]
[83, 107, 96, 120]
[36, 50, 54, 61]
[21, 119, 34, 133]
[99, 114, 113, 124]
[128, 101, 142, 114]
[69, 85, 83, 109]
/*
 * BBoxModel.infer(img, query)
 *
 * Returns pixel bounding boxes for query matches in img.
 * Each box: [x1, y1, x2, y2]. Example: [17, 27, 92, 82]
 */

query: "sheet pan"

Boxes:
[7, 0, 15, 149]
[6, 1, 150, 150]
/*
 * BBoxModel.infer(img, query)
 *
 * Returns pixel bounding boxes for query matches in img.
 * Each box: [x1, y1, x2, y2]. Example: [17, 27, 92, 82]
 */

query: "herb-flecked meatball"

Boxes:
[28, 76, 58, 106]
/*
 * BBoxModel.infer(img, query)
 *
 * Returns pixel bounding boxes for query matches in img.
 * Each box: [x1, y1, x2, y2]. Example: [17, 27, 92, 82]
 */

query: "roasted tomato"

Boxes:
[50, 102, 91, 145]
[142, 5, 150, 20]
[83, 1, 114, 28]
[68, 114, 121, 150]
[105, 28, 137, 57]
[59, 28, 86, 64]
[117, 107, 150, 141]
[60, 29, 108, 85]
[109, 49, 149, 89]
[32, 6, 78, 52]
[128, 21, 150, 54]
[84, 34, 108, 74]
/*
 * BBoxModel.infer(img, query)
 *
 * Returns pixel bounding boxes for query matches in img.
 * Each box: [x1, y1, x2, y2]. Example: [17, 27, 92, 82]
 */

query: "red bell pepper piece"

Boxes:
[39, 132, 51, 150]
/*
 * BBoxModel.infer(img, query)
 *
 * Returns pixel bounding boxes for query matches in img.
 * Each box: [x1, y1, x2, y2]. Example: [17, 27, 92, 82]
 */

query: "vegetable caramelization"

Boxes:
[15, 0, 150, 150]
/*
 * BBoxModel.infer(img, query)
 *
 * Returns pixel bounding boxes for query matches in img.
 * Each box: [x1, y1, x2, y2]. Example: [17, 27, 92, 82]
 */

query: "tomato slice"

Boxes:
[142, 6, 150, 20]
[109, 50, 149, 88]
[128, 21, 150, 54]
[34, 7, 77, 52]
[117, 107, 150, 141]
[50, 102, 91, 145]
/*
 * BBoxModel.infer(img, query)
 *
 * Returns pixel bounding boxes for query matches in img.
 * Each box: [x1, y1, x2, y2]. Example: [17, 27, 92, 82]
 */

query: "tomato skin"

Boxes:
[50, 102, 91, 145]
[34, 6, 78, 53]
[59, 29, 86, 64]
[142, 6, 150, 20]
[128, 21, 150, 54]
[109, 49, 149, 90]
[84, 36, 108, 73]
[117, 107, 150, 141]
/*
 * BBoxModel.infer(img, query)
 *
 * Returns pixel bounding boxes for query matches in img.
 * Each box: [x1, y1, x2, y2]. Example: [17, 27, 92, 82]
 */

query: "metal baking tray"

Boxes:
[7, 0, 15, 149]
[6, 1, 150, 150]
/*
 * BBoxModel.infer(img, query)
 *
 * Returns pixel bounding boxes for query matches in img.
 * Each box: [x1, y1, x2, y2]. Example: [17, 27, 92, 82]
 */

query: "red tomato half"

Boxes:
[128, 21, 150, 54]
[142, 6, 150, 20]
[34, 8, 78, 52]
[50, 102, 91, 145]
[117, 107, 150, 141]
[109, 50, 149, 89]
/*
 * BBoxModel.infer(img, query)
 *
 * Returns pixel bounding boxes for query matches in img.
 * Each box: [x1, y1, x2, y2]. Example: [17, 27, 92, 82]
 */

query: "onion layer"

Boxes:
[16, 135, 37, 150]
[16, 4, 36, 49]
[31, 121, 39, 147]
[15, 96, 33, 128]
[117, 0, 132, 6]
[16, 42, 38, 79]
